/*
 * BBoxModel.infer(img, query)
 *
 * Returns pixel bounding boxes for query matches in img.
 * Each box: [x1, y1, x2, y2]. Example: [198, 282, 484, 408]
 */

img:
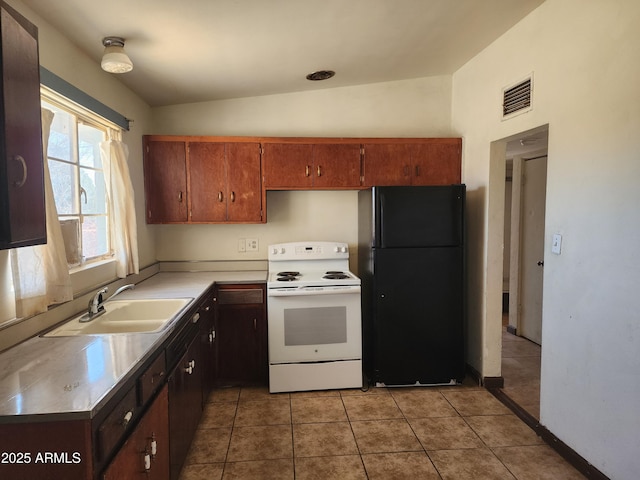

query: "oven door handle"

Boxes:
[268, 286, 361, 297]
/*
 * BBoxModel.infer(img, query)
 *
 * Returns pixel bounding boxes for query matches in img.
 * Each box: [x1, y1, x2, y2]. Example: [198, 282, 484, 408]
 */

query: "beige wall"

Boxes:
[452, 0, 640, 477]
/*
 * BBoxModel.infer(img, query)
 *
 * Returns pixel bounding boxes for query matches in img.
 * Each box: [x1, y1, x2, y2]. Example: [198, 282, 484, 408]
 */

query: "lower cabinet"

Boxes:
[213, 284, 267, 387]
[0, 283, 268, 480]
[168, 332, 203, 480]
[103, 385, 170, 480]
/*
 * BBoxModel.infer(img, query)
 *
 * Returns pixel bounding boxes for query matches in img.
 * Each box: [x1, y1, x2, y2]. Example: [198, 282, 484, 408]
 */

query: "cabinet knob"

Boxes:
[150, 434, 158, 457]
[123, 410, 133, 426]
[13, 155, 27, 188]
[192, 313, 200, 323]
[144, 452, 151, 471]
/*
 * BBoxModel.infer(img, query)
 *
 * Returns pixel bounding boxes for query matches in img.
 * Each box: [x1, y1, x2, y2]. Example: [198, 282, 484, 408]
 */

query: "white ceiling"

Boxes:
[20, 0, 545, 107]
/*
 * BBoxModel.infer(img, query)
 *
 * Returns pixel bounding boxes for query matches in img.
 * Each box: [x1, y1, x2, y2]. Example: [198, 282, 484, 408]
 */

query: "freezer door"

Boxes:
[372, 247, 464, 385]
[374, 185, 464, 248]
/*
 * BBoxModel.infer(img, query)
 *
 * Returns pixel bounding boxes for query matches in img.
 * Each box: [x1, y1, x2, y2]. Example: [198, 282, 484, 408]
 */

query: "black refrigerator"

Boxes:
[358, 185, 465, 386]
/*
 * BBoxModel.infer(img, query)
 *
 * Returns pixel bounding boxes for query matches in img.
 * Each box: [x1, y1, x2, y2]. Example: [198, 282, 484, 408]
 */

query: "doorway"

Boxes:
[500, 125, 548, 419]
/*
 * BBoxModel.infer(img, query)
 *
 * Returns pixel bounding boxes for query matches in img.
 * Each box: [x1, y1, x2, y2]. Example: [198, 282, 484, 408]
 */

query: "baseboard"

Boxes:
[482, 376, 504, 389]
[464, 364, 503, 388]
[489, 388, 610, 480]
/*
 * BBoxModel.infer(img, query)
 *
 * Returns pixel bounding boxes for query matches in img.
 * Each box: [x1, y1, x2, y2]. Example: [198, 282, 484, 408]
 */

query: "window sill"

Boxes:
[69, 259, 118, 297]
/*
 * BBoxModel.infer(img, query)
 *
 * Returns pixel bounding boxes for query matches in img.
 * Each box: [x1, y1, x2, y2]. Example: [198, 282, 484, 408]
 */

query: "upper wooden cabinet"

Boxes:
[362, 139, 461, 187]
[262, 143, 361, 189]
[190, 142, 262, 223]
[144, 140, 188, 223]
[143, 137, 264, 224]
[143, 136, 461, 224]
[0, 2, 46, 250]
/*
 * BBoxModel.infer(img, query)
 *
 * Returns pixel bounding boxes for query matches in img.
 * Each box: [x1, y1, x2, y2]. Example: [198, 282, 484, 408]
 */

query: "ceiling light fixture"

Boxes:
[101, 36, 133, 74]
[306, 70, 335, 81]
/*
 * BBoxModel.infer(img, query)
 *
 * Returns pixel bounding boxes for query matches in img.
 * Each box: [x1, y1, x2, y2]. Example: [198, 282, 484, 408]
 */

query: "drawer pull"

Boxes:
[13, 155, 27, 187]
[123, 410, 133, 426]
[191, 313, 200, 324]
[144, 452, 151, 471]
[151, 435, 158, 456]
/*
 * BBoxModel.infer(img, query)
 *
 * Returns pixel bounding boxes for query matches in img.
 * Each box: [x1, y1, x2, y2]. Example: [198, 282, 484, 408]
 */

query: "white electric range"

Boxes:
[266, 241, 362, 393]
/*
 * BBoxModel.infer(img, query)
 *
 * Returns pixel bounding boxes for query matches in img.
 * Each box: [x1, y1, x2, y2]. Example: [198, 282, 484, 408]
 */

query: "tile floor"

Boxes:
[501, 328, 542, 419]
[178, 382, 584, 479]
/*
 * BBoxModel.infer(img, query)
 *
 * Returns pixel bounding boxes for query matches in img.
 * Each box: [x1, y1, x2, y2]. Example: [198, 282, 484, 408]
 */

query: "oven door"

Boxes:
[267, 285, 362, 364]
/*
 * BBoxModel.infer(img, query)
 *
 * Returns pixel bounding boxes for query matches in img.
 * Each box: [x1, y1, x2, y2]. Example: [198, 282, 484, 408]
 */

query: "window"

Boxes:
[42, 91, 121, 268]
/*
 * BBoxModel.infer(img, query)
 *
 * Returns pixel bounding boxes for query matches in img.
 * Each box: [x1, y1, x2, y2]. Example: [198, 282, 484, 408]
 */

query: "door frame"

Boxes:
[486, 124, 548, 378]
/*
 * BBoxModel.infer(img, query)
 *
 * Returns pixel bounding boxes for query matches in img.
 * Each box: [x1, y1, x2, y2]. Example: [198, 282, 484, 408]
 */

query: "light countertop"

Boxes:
[0, 271, 266, 423]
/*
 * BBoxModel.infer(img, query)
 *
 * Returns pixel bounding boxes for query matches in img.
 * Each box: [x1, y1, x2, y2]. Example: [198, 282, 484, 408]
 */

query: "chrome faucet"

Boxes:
[81, 284, 135, 322]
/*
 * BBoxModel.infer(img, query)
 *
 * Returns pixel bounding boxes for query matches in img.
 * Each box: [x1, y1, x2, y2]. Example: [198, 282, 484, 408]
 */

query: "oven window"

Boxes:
[284, 307, 347, 345]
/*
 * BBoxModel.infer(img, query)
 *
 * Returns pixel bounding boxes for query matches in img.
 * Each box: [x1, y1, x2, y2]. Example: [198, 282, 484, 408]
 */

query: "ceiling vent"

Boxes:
[502, 75, 533, 119]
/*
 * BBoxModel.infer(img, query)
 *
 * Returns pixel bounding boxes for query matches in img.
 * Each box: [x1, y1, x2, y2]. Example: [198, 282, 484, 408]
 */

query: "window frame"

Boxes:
[41, 86, 123, 270]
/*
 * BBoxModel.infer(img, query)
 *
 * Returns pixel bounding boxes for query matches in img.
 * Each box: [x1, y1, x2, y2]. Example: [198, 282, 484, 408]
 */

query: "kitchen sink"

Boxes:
[44, 298, 193, 336]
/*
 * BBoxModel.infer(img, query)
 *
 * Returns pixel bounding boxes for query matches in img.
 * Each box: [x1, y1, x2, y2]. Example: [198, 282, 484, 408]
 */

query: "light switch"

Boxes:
[551, 234, 562, 255]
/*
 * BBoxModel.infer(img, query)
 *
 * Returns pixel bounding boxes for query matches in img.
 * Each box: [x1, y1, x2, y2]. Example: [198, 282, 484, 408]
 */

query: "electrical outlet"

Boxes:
[238, 238, 246, 252]
[246, 238, 259, 252]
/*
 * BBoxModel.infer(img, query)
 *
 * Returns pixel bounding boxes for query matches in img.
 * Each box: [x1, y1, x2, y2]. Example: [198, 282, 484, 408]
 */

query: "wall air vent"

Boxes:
[502, 75, 533, 119]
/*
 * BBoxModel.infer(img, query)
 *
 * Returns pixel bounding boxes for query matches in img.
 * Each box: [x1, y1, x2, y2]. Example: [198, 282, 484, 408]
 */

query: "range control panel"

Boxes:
[268, 242, 349, 261]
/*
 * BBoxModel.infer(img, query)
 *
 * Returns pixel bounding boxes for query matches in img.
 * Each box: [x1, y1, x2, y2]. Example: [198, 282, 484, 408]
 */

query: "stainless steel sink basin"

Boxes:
[45, 298, 193, 336]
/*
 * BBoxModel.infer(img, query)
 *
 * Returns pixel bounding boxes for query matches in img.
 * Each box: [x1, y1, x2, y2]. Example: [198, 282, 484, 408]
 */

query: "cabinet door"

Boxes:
[168, 335, 202, 480]
[226, 142, 262, 222]
[189, 142, 226, 222]
[0, 4, 46, 249]
[362, 144, 412, 186]
[262, 143, 313, 188]
[199, 296, 216, 405]
[216, 294, 268, 386]
[144, 141, 188, 223]
[312, 144, 361, 188]
[103, 386, 170, 480]
[410, 142, 461, 186]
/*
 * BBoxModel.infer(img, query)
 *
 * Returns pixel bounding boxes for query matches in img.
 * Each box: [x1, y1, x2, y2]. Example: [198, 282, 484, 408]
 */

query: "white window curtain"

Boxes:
[101, 140, 139, 278]
[10, 109, 73, 318]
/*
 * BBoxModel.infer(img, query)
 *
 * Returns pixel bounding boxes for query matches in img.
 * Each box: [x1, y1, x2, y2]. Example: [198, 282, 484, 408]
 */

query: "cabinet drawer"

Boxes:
[217, 288, 263, 305]
[97, 386, 138, 461]
[138, 351, 166, 406]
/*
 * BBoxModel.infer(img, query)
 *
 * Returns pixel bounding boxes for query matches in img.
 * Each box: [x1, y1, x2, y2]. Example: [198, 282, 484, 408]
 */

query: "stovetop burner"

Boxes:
[323, 273, 349, 280]
[277, 271, 300, 277]
[277, 275, 298, 282]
